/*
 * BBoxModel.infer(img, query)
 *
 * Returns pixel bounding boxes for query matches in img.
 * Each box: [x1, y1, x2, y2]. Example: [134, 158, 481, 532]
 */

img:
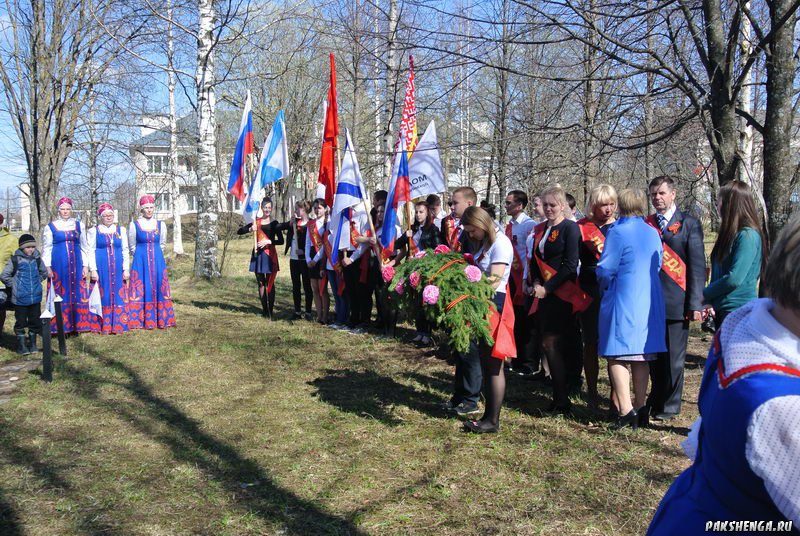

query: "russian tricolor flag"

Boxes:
[380, 138, 410, 249]
[227, 90, 253, 201]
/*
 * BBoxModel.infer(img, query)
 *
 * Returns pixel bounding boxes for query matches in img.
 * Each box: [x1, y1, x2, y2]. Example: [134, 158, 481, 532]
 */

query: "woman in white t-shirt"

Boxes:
[460, 206, 514, 433]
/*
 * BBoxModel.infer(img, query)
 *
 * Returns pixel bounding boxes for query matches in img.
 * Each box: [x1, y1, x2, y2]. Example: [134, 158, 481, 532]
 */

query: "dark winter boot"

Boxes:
[27, 333, 39, 353]
[16, 334, 29, 356]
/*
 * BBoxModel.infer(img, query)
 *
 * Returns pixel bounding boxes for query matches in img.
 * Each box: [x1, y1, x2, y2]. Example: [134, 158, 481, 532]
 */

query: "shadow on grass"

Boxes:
[309, 369, 448, 425]
[61, 347, 367, 536]
[0, 488, 24, 536]
[0, 420, 122, 535]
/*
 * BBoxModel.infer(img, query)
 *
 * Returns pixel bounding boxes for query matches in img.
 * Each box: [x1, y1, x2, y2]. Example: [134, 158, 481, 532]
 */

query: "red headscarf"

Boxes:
[97, 203, 114, 216]
[57, 197, 73, 208]
[139, 195, 156, 206]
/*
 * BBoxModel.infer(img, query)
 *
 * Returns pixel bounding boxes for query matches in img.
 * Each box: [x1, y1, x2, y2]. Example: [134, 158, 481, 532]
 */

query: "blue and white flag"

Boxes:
[242, 110, 289, 224]
[330, 129, 367, 264]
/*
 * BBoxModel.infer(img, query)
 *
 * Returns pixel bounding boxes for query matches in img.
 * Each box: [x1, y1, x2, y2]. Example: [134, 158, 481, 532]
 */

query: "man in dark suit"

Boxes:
[646, 176, 706, 421]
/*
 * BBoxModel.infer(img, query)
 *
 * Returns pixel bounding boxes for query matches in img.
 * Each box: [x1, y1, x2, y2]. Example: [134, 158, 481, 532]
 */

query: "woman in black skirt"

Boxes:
[529, 185, 580, 413]
[305, 199, 330, 324]
[238, 196, 284, 318]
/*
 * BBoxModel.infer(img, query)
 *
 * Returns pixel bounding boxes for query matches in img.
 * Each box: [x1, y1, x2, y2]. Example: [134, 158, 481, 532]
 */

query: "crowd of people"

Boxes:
[0, 177, 796, 528]
[236, 176, 776, 433]
[0, 195, 176, 355]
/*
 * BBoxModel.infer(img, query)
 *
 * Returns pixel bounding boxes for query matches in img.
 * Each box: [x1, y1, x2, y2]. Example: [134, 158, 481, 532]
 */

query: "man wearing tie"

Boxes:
[646, 176, 706, 421]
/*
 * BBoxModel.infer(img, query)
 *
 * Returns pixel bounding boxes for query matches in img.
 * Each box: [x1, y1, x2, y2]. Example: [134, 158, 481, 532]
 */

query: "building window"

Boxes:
[146, 154, 169, 174]
[155, 193, 170, 212]
[179, 156, 195, 172]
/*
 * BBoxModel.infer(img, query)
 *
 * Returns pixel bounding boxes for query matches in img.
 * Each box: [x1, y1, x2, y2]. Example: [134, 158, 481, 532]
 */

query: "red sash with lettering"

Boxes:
[645, 215, 688, 292]
[323, 229, 346, 296]
[489, 286, 517, 359]
[504, 222, 525, 306]
[529, 223, 593, 314]
[308, 221, 328, 294]
[577, 218, 605, 260]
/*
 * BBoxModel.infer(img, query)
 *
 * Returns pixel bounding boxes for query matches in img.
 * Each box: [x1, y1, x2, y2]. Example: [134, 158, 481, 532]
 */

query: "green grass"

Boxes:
[0, 238, 708, 535]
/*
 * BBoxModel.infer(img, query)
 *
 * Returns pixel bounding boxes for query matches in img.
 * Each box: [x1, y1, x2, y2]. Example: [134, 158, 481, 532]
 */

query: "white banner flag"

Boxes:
[408, 120, 446, 199]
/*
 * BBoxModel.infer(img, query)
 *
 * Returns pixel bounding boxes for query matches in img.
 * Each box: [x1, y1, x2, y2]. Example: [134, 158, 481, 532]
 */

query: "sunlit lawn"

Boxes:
[0, 237, 708, 535]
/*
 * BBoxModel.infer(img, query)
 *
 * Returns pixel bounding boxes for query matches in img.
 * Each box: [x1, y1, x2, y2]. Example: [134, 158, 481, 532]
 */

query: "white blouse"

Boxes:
[474, 233, 513, 290]
[128, 217, 167, 255]
[86, 224, 130, 272]
[41, 217, 90, 268]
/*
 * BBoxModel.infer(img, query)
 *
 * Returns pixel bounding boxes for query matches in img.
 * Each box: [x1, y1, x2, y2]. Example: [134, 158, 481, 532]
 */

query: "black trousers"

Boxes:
[647, 319, 689, 416]
[453, 340, 482, 406]
[14, 304, 41, 335]
[289, 259, 313, 313]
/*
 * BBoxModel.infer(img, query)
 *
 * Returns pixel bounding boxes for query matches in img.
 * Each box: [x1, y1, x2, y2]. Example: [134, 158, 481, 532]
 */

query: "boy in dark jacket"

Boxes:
[0, 234, 48, 355]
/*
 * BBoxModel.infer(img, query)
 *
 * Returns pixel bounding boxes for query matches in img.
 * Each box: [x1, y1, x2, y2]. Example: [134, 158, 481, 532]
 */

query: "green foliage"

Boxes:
[385, 250, 495, 352]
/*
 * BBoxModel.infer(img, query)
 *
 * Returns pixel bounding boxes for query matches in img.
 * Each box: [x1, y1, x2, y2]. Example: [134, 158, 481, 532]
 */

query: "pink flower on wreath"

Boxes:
[413, 250, 427, 259]
[395, 277, 406, 295]
[434, 244, 451, 254]
[381, 265, 396, 283]
[422, 284, 440, 305]
[464, 265, 482, 283]
[409, 271, 421, 289]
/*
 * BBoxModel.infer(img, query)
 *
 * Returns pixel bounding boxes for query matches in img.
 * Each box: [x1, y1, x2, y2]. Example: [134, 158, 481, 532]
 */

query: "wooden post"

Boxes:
[40, 311, 53, 383]
[53, 295, 67, 355]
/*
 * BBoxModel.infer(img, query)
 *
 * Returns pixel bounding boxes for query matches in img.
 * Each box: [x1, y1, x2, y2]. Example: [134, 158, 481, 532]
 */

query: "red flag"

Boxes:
[318, 53, 339, 207]
[398, 56, 418, 157]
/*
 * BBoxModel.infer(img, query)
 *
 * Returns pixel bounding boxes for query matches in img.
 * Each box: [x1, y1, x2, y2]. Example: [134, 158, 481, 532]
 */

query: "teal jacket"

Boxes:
[703, 227, 762, 315]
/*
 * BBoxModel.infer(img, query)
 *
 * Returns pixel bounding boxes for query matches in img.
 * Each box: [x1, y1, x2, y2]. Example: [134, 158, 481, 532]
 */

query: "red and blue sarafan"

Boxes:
[47, 221, 92, 334]
[87, 226, 132, 334]
[128, 221, 176, 330]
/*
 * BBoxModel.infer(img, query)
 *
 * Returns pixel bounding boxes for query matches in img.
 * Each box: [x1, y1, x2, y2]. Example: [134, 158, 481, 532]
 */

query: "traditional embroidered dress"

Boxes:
[87, 224, 131, 334]
[128, 218, 175, 329]
[648, 299, 800, 534]
[42, 218, 92, 333]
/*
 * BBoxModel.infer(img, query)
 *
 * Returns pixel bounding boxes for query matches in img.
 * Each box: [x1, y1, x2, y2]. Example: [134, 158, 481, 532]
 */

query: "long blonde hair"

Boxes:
[461, 206, 496, 247]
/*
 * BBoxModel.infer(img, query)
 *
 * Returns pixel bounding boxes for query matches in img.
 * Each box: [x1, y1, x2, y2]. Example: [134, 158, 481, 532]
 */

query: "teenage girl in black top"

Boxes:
[279, 200, 313, 320]
[529, 186, 580, 413]
[237, 196, 284, 318]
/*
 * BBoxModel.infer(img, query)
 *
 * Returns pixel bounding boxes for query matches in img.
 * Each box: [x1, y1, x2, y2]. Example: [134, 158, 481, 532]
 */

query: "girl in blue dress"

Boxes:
[127, 195, 176, 329]
[87, 203, 131, 334]
[41, 197, 91, 334]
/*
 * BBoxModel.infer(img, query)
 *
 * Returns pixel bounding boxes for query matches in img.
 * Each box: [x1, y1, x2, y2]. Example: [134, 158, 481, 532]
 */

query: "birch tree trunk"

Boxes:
[383, 0, 399, 180]
[193, 0, 220, 277]
[168, 0, 184, 256]
[737, 1, 755, 186]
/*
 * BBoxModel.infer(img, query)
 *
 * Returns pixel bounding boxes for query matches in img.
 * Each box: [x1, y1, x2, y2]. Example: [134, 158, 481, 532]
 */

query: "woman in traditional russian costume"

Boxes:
[41, 197, 91, 334]
[648, 214, 799, 534]
[237, 196, 284, 319]
[128, 195, 176, 329]
[87, 203, 131, 334]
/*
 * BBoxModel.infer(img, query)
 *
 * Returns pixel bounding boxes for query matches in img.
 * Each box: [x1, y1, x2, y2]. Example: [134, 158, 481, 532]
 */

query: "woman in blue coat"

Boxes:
[597, 189, 667, 429]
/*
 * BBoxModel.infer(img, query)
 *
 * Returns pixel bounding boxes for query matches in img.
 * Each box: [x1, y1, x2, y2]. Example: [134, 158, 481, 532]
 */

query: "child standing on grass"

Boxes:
[0, 234, 48, 355]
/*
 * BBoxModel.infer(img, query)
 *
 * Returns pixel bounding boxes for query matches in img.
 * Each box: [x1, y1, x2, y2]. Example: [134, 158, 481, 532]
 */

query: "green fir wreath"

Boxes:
[382, 245, 496, 353]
